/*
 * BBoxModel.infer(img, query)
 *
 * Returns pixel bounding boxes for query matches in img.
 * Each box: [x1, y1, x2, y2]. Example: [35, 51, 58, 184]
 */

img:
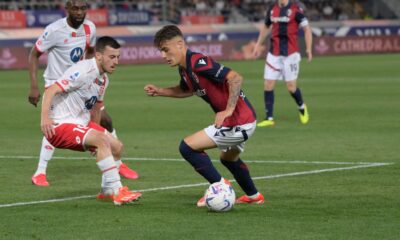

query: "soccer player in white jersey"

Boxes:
[28, 0, 138, 186]
[40, 36, 141, 205]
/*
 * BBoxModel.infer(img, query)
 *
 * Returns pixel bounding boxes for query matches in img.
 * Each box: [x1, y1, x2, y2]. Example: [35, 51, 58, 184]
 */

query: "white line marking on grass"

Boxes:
[0, 155, 391, 165]
[0, 162, 392, 209]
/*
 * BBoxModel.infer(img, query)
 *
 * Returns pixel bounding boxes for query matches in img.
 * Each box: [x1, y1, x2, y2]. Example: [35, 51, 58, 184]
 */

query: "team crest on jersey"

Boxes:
[70, 47, 84, 63]
[287, 9, 292, 17]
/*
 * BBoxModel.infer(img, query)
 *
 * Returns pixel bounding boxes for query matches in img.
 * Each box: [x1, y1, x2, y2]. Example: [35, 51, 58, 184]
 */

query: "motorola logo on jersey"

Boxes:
[85, 96, 98, 110]
[70, 47, 84, 63]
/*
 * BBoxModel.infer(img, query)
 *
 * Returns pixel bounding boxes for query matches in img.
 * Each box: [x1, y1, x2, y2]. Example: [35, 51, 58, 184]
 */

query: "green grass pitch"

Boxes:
[0, 54, 399, 239]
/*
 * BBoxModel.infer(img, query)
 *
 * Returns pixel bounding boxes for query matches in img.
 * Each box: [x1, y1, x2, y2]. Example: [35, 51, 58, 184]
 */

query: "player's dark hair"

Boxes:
[65, 0, 87, 7]
[96, 36, 121, 53]
[154, 25, 183, 48]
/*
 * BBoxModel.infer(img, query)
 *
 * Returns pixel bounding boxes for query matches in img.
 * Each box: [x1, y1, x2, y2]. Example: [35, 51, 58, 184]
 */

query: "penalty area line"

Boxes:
[0, 162, 392, 209]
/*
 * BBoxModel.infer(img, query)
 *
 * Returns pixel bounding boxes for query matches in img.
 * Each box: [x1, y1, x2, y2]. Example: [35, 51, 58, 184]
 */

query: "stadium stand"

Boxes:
[1, 0, 392, 23]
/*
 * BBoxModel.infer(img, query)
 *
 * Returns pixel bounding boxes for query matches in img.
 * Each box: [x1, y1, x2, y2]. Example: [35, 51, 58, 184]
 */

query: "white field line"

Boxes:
[0, 155, 389, 165]
[0, 162, 392, 209]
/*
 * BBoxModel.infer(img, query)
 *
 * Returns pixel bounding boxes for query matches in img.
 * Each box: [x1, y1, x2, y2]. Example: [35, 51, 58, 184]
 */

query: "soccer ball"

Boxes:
[204, 182, 235, 212]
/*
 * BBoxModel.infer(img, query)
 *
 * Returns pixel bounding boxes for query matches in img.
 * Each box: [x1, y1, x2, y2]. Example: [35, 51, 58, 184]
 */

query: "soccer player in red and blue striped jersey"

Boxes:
[253, 0, 313, 127]
[144, 25, 265, 206]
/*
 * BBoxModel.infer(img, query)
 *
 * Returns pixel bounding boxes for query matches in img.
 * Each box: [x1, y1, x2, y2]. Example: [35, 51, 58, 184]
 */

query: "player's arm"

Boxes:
[303, 25, 313, 62]
[144, 84, 193, 98]
[41, 84, 62, 139]
[85, 46, 95, 59]
[91, 102, 102, 124]
[253, 24, 271, 58]
[253, 5, 273, 58]
[214, 70, 243, 128]
[28, 46, 43, 107]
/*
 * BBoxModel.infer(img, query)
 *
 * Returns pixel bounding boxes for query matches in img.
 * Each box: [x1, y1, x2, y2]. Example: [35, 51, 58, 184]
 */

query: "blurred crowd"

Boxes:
[0, 0, 375, 22]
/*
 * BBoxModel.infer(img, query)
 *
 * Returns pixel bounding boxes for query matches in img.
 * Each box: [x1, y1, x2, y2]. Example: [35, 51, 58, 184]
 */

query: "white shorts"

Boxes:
[264, 52, 301, 81]
[204, 121, 256, 152]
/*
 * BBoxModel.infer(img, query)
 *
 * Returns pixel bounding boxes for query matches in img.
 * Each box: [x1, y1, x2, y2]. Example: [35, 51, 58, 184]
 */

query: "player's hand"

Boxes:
[144, 84, 160, 96]
[28, 88, 41, 107]
[89, 148, 97, 157]
[306, 50, 313, 62]
[252, 44, 263, 59]
[214, 109, 233, 128]
[41, 117, 57, 139]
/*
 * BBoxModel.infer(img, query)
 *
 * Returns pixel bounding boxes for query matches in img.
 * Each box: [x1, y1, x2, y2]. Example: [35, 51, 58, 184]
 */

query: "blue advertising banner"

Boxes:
[108, 10, 151, 26]
[25, 10, 65, 27]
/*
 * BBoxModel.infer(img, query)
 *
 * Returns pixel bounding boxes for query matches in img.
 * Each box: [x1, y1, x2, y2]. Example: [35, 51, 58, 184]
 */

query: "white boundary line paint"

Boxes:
[0, 162, 392, 209]
[0, 155, 390, 165]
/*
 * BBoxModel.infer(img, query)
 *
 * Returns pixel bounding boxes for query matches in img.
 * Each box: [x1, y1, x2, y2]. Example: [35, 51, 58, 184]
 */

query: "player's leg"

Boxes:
[180, 129, 227, 207]
[100, 108, 115, 135]
[284, 53, 309, 124]
[98, 107, 138, 179]
[220, 149, 264, 204]
[31, 136, 55, 186]
[88, 121, 139, 180]
[179, 130, 222, 184]
[84, 129, 141, 205]
[258, 53, 281, 127]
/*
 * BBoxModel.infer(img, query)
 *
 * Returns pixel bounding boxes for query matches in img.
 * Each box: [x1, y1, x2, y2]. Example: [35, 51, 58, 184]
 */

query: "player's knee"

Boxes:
[179, 140, 193, 159]
[113, 140, 124, 157]
[96, 133, 111, 150]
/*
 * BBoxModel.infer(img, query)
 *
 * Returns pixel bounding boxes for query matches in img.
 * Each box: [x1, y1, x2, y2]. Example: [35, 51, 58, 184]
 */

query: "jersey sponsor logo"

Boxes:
[70, 47, 84, 63]
[271, 16, 290, 23]
[85, 96, 98, 110]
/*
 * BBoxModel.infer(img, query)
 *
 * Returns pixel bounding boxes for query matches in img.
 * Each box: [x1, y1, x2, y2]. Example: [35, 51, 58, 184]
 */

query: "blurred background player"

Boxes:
[40, 36, 141, 205]
[144, 25, 264, 206]
[28, 0, 138, 186]
[252, 0, 312, 127]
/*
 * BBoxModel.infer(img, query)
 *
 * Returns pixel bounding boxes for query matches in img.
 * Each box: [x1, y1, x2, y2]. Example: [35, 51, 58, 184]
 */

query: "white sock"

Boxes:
[96, 156, 122, 191]
[115, 159, 122, 169]
[111, 128, 118, 139]
[34, 137, 55, 176]
[248, 192, 260, 199]
[298, 103, 305, 109]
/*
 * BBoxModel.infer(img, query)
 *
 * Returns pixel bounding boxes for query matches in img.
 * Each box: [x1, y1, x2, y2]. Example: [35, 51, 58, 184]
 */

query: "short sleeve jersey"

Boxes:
[50, 58, 108, 126]
[35, 18, 96, 86]
[265, 1, 309, 56]
[178, 50, 256, 127]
